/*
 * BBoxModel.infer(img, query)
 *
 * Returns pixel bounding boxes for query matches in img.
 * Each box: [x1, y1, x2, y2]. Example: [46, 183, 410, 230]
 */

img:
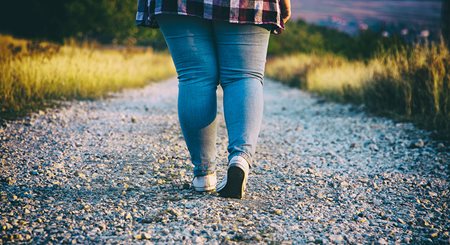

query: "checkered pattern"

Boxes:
[136, 0, 284, 33]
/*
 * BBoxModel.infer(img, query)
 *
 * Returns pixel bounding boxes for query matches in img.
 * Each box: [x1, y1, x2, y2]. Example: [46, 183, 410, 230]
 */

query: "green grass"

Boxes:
[268, 19, 404, 60]
[0, 35, 176, 118]
[266, 42, 450, 139]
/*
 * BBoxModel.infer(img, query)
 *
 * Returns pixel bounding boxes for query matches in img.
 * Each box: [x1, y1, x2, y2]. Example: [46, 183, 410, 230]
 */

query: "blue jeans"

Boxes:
[155, 14, 270, 177]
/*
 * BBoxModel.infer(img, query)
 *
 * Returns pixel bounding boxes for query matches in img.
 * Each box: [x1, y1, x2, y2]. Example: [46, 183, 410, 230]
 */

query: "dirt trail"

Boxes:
[1, 78, 449, 243]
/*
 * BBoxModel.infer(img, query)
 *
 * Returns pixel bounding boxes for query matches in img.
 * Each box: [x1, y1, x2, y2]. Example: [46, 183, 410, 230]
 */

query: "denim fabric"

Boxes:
[155, 14, 270, 177]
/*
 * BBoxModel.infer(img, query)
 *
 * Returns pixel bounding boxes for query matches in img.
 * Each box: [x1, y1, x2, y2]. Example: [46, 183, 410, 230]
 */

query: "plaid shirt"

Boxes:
[136, 0, 284, 34]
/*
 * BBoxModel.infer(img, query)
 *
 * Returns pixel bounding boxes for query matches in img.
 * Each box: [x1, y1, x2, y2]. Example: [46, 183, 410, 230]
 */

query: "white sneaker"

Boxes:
[216, 156, 250, 199]
[192, 172, 217, 192]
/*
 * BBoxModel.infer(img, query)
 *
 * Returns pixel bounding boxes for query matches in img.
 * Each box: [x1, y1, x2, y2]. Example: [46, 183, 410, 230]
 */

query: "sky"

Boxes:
[292, 0, 442, 34]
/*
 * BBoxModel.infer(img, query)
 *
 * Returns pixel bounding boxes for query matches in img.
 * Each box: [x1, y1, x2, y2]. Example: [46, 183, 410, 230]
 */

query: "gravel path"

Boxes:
[1, 78, 449, 244]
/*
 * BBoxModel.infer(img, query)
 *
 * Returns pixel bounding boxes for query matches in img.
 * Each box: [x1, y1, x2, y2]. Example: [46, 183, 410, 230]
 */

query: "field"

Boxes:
[266, 42, 450, 139]
[0, 35, 175, 118]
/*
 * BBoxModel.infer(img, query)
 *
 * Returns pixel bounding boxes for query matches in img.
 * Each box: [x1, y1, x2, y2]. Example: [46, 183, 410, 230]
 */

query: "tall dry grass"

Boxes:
[365, 42, 450, 136]
[266, 42, 450, 138]
[0, 35, 175, 116]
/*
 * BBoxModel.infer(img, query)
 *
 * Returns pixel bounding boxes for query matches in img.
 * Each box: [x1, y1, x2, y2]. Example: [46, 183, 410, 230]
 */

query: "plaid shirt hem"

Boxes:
[136, 0, 284, 34]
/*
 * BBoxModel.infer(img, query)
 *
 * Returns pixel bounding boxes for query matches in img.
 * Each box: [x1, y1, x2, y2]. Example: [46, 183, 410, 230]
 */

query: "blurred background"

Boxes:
[0, 1, 446, 48]
[294, 0, 442, 38]
[0, 0, 449, 138]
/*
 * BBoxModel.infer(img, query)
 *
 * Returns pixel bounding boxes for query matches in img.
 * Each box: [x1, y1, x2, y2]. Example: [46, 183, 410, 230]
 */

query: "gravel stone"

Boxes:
[0, 78, 449, 243]
[378, 237, 388, 244]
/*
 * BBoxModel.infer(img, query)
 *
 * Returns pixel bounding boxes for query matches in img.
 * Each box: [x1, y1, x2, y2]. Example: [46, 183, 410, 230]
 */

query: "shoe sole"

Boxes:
[193, 186, 216, 192]
[217, 166, 246, 199]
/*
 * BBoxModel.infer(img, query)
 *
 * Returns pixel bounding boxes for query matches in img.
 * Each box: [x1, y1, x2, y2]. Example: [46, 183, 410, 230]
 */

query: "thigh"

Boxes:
[155, 14, 218, 84]
[213, 21, 271, 84]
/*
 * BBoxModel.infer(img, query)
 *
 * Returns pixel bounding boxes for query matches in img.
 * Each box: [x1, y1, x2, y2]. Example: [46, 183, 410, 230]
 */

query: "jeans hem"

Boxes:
[193, 166, 216, 177]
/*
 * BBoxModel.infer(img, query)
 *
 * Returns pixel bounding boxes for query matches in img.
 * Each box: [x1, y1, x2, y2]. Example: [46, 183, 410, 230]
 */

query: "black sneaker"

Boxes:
[216, 156, 249, 199]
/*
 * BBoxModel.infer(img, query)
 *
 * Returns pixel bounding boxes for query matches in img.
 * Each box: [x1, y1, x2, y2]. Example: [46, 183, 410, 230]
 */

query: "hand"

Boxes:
[280, 0, 291, 24]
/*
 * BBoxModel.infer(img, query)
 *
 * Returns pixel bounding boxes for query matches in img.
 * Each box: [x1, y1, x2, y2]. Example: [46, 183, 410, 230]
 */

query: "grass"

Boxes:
[268, 19, 405, 60]
[266, 42, 450, 139]
[0, 35, 175, 118]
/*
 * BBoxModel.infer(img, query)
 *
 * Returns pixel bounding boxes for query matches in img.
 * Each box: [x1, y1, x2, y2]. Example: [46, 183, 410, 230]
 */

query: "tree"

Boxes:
[0, 0, 67, 41]
[0, 0, 165, 48]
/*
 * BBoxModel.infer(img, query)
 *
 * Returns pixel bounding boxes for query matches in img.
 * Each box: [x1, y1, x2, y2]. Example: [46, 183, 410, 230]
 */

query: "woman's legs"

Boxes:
[155, 14, 270, 178]
[155, 14, 218, 177]
[213, 21, 271, 166]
